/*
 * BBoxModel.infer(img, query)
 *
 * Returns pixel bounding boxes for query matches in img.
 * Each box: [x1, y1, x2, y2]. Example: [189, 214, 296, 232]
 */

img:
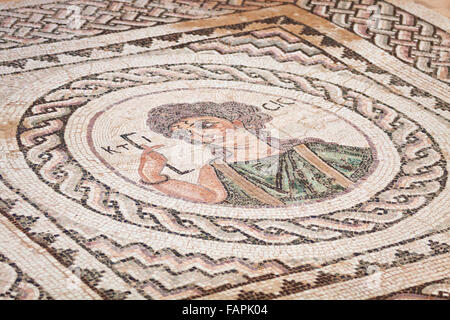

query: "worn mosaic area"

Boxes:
[0, 0, 449, 300]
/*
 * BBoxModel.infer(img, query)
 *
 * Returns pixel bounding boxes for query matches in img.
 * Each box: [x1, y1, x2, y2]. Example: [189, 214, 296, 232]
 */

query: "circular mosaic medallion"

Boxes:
[14, 59, 446, 250]
[65, 81, 396, 218]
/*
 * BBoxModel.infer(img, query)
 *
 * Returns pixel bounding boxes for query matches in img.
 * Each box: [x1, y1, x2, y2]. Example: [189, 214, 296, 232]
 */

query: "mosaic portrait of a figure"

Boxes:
[139, 102, 373, 207]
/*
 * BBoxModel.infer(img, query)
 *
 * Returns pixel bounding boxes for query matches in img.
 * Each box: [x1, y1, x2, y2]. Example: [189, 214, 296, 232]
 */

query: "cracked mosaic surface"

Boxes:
[0, 0, 449, 300]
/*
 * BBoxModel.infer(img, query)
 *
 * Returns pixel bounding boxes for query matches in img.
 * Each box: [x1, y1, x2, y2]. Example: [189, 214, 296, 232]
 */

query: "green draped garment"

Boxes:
[213, 141, 373, 207]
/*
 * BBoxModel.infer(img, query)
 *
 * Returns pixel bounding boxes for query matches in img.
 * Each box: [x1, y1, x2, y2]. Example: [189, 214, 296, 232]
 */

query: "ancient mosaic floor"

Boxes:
[0, 0, 449, 300]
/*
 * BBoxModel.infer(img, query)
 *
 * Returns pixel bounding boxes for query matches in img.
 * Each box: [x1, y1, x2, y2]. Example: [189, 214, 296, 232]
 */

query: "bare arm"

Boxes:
[138, 146, 227, 204]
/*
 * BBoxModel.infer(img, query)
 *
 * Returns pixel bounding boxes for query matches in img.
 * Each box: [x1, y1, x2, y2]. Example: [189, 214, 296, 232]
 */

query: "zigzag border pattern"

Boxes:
[0, 0, 448, 83]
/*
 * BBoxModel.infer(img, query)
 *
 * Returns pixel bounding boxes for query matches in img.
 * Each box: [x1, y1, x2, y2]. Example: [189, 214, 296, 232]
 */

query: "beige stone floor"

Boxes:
[0, 0, 448, 301]
[412, 0, 450, 18]
[416, 0, 450, 17]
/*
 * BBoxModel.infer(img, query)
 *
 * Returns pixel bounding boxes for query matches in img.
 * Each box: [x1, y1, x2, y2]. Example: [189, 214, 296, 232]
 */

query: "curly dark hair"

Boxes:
[146, 101, 272, 138]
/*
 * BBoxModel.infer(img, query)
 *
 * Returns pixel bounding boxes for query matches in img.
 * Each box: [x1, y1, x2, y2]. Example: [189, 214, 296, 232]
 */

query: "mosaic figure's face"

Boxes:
[170, 116, 239, 145]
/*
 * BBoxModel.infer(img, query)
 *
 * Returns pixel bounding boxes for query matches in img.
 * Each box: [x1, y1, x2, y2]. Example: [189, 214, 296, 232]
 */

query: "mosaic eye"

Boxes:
[200, 121, 215, 129]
